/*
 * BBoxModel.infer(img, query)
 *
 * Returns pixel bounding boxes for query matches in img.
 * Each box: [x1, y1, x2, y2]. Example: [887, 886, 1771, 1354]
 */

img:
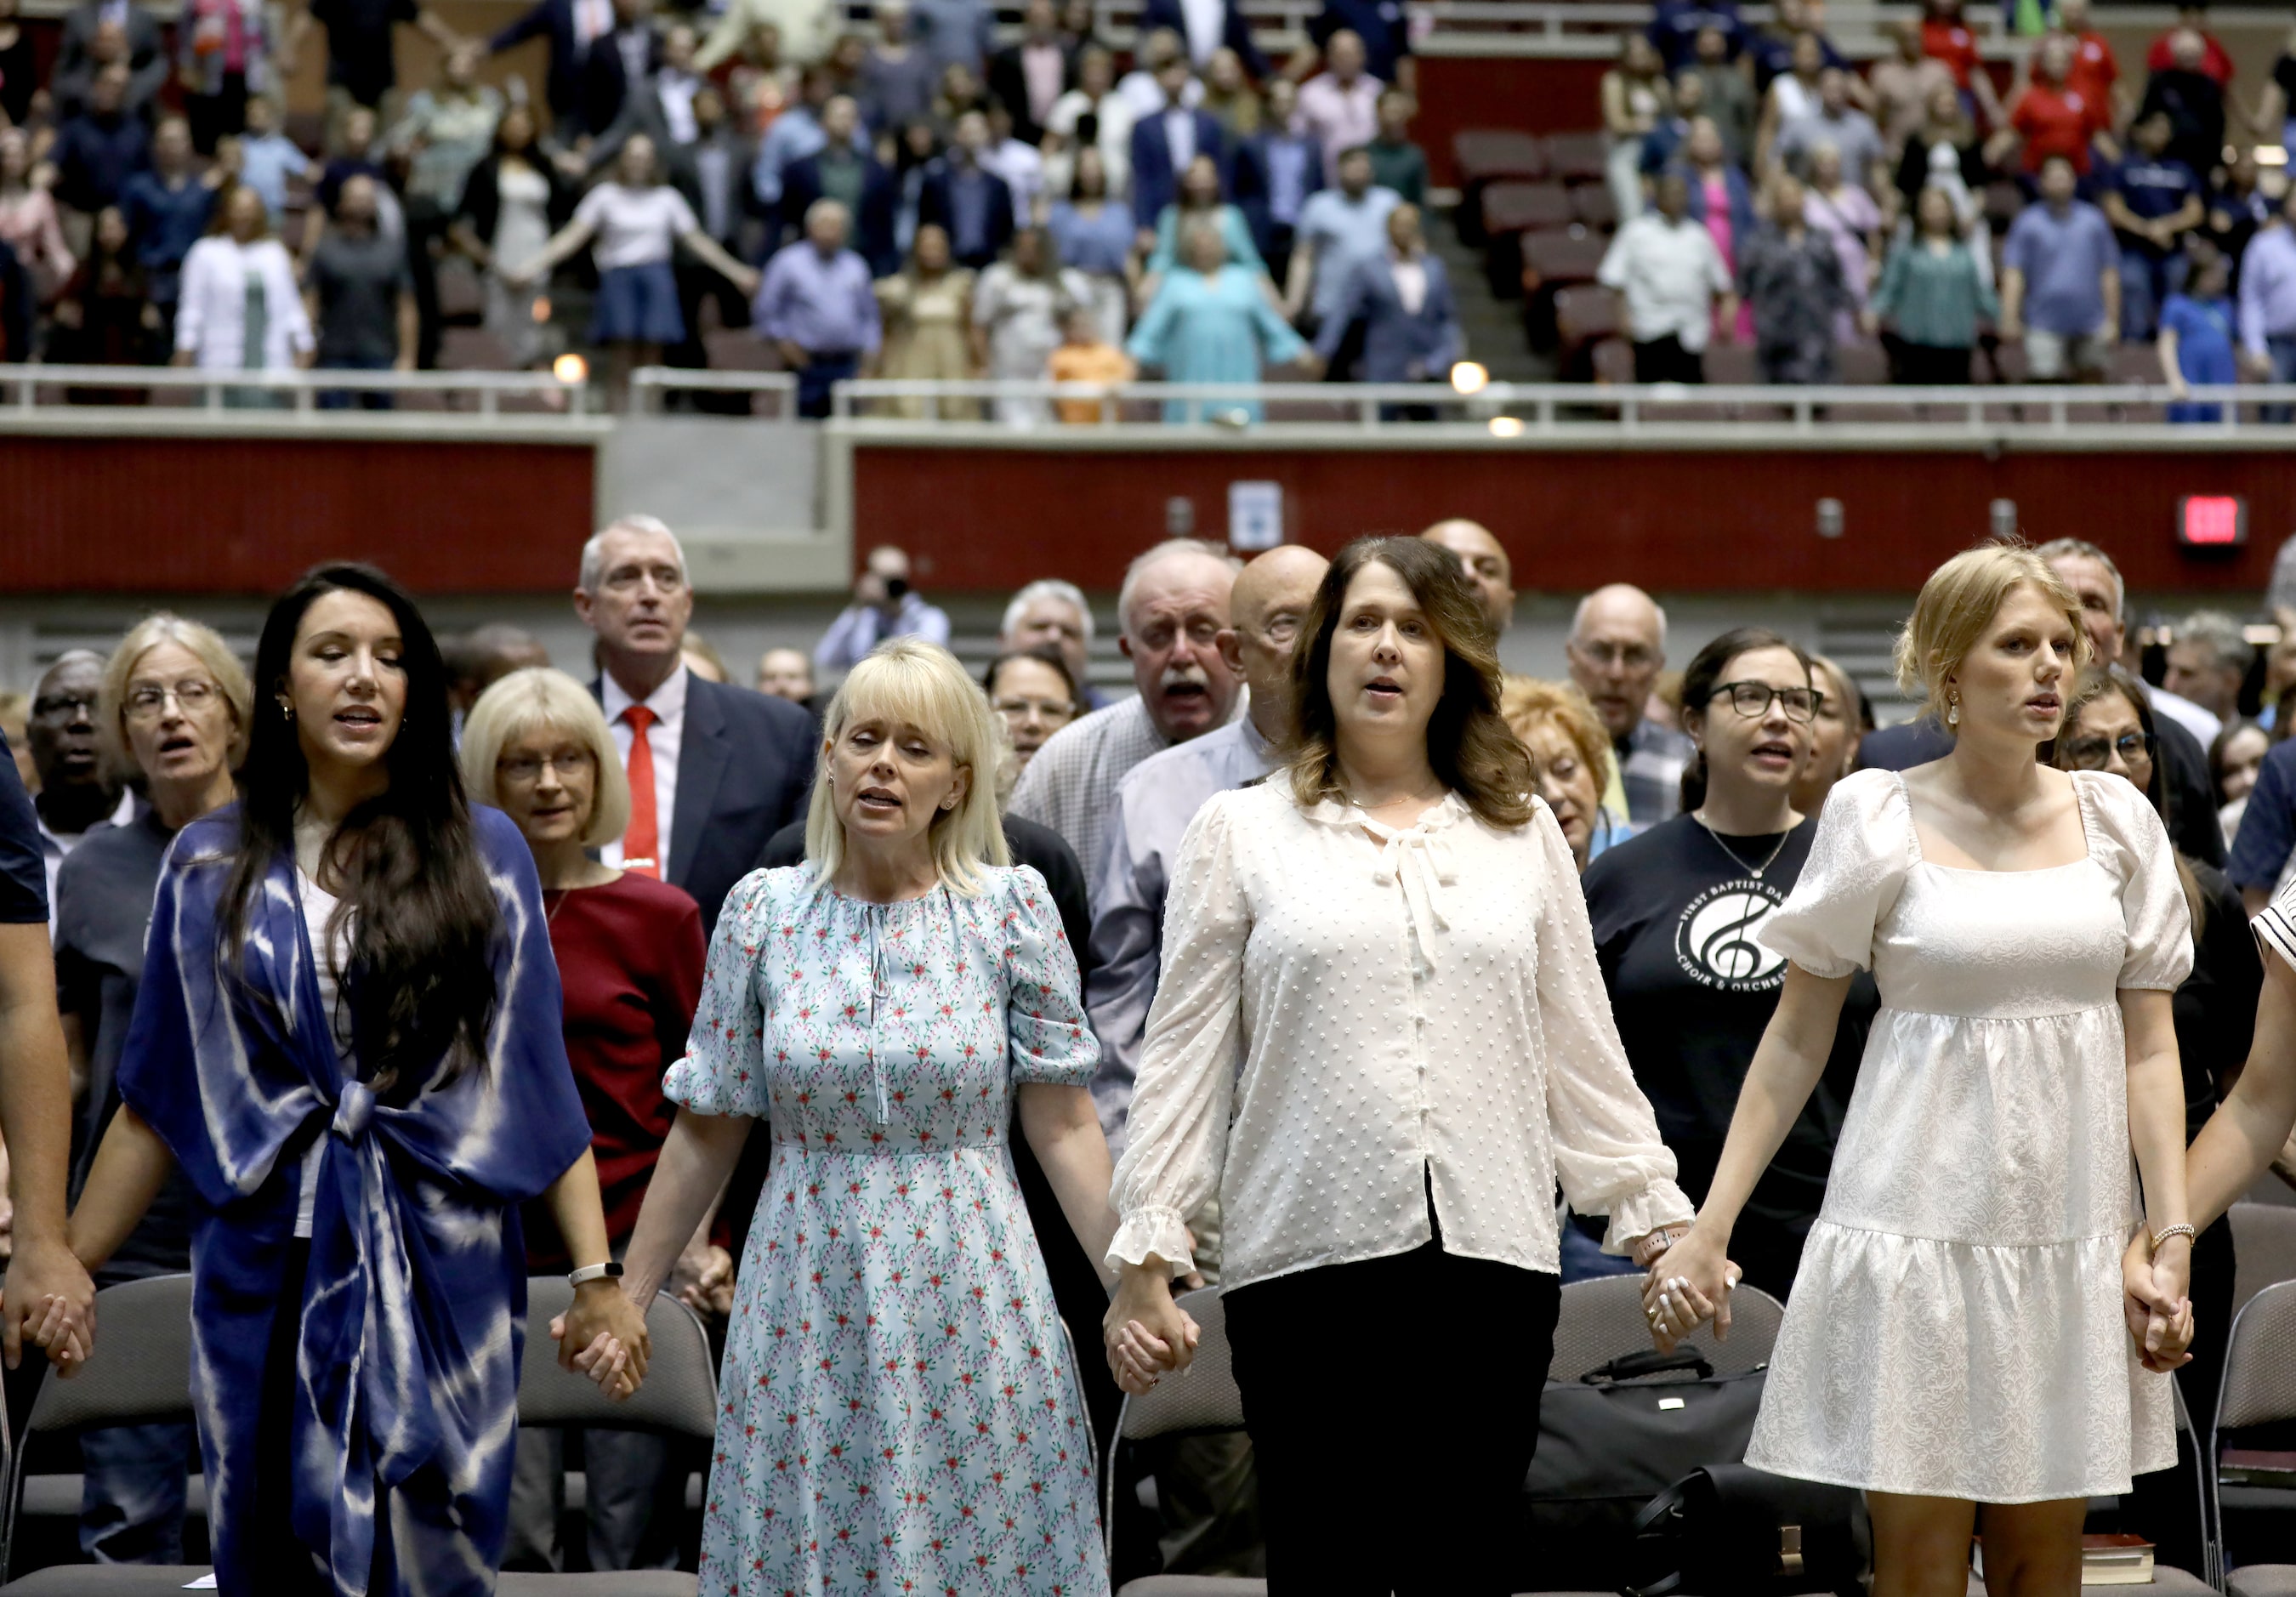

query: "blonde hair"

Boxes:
[99, 613, 254, 776]
[458, 667, 632, 849]
[1498, 676, 1612, 794]
[1893, 542, 2090, 724]
[804, 639, 1011, 894]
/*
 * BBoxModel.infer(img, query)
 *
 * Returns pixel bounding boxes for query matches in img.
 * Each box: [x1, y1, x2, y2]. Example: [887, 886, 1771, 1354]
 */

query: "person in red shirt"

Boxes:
[2052, 0, 2124, 125]
[2146, 3, 2234, 88]
[459, 664, 713, 1577]
[1990, 31, 2116, 178]
[1920, 0, 2005, 129]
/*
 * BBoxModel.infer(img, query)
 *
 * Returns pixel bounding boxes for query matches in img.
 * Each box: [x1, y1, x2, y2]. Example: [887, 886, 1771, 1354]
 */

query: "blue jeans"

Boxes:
[794, 351, 859, 418]
[318, 355, 396, 410]
[1558, 1212, 1644, 1284]
[2265, 333, 2296, 423]
[80, 1421, 198, 1563]
[2118, 246, 2186, 342]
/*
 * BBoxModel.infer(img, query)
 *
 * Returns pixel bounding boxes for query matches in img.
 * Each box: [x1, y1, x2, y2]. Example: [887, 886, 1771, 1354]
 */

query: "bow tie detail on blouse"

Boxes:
[331, 1079, 376, 1142]
[1364, 816, 1458, 962]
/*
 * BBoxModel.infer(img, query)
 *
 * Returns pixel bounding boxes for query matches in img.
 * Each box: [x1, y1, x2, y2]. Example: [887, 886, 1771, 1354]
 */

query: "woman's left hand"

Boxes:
[553, 1281, 653, 1396]
[2121, 1229, 2195, 1374]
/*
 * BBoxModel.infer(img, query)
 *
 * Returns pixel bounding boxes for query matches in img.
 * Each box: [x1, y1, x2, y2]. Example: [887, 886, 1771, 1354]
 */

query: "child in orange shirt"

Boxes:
[1047, 302, 1134, 423]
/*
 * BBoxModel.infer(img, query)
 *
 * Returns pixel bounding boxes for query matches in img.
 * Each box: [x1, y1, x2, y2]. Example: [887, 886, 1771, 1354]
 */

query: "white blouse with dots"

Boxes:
[1106, 780, 1693, 1291]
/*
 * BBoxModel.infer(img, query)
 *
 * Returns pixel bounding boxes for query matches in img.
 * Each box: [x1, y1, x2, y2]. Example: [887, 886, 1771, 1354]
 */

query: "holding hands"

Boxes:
[551, 1280, 654, 1401]
[1640, 1224, 1741, 1355]
[1103, 1259, 1202, 1397]
[2121, 1226, 2196, 1375]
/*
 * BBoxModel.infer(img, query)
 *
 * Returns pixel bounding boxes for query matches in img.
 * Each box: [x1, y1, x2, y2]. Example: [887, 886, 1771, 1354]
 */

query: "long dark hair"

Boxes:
[223, 563, 499, 1094]
[1677, 627, 1814, 813]
[1286, 536, 1534, 828]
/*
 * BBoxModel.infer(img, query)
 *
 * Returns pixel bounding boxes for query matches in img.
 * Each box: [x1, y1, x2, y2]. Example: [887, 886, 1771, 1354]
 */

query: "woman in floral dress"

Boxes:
[617, 638, 1118, 1595]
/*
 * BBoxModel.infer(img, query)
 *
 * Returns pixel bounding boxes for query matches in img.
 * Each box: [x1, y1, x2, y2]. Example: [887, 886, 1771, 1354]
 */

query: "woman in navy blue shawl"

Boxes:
[65, 565, 651, 1597]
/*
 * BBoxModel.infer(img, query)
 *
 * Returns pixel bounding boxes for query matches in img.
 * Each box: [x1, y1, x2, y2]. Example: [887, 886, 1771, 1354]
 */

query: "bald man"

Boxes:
[1420, 519, 1515, 636]
[1566, 583, 1694, 825]
[1010, 538, 1245, 892]
[26, 651, 131, 918]
[1088, 542, 1330, 1152]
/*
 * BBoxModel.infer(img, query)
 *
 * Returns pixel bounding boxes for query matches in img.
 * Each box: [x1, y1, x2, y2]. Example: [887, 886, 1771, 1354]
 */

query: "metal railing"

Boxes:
[0, 364, 592, 420]
[628, 367, 801, 419]
[818, 377, 2296, 435]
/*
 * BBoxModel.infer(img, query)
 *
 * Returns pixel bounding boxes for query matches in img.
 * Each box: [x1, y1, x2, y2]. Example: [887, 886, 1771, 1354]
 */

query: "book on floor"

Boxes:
[1971, 1533, 2154, 1587]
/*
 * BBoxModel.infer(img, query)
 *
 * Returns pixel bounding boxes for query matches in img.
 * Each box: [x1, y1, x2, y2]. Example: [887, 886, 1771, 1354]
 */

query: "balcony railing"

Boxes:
[0, 364, 594, 421]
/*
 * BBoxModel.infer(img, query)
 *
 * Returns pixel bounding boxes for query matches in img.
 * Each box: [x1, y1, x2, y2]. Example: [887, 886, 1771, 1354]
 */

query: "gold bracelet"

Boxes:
[2151, 1222, 2197, 1250]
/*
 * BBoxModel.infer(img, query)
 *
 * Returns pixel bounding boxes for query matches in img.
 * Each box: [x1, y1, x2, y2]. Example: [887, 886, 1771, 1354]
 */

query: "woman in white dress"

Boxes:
[1105, 536, 1694, 1596]
[1648, 542, 2198, 1597]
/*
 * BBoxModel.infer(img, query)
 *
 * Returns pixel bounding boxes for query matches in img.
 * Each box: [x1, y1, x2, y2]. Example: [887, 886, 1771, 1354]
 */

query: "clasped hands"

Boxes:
[549, 1279, 655, 1401]
[1639, 1225, 1741, 1353]
[2122, 1228, 2197, 1375]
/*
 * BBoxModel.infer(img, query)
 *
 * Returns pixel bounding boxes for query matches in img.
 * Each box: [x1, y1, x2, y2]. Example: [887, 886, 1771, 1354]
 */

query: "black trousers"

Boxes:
[1892, 340, 1973, 385]
[1225, 1241, 1560, 1596]
[1632, 334, 1703, 384]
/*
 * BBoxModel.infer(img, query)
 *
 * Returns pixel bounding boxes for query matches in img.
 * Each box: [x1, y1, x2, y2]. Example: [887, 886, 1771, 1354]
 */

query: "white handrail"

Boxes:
[0, 363, 588, 420]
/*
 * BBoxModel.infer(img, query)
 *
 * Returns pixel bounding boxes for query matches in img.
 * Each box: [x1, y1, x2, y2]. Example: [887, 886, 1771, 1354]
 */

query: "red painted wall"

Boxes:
[852, 443, 2294, 596]
[1415, 56, 1611, 185]
[0, 436, 596, 594]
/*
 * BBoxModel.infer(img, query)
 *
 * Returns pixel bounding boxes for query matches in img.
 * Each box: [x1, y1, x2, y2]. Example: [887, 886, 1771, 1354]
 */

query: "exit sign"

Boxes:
[2177, 495, 2248, 548]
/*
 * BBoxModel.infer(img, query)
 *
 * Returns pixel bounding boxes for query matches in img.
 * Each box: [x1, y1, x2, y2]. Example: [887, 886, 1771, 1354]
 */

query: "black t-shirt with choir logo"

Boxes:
[1581, 812, 1877, 1295]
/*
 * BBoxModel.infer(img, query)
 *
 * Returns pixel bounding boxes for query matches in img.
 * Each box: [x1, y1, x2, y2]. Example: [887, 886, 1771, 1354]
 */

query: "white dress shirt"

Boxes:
[1162, 105, 1196, 176]
[1178, 0, 1224, 65]
[1390, 251, 1427, 315]
[1108, 782, 1692, 1289]
[600, 663, 689, 873]
[1117, 67, 1202, 120]
[1597, 211, 1731, 351]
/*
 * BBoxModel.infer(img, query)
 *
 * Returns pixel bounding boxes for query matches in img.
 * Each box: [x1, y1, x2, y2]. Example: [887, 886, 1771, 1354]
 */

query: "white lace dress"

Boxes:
[1745, 767, 2190, 1502]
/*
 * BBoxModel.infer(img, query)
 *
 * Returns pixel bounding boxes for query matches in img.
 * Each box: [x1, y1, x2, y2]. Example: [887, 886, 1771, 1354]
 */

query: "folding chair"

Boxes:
[2231, 1202, 2296, 1316]
[1100, 1289, 1262, 1597]
[503, 1279, 721, 1595]
[0, 1276, 207, 1594]
[1547, 1274, 1785, 1383]
[2215, 1280, 2296, 1596]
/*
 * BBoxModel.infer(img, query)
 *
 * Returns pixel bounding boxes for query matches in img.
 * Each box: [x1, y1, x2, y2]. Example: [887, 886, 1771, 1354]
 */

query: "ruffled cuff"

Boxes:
[1105, 1204, 1196, 1276]
[1597, 1178, 1696, 1257]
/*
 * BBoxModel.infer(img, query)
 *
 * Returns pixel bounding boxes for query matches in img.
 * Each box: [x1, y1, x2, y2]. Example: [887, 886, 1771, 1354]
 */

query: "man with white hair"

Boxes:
[751, 196, 881, 417]
[1009, 538, 1243, 893]
[1566, 583, 1693, 825]
[575, 513, 816, 938]
[2164, 610, 2252, 729]
[1001, 577, 1111, 708]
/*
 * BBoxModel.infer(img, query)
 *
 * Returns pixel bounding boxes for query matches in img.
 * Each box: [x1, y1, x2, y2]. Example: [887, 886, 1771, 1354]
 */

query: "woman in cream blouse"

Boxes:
[1103, 536, 1695, 1596]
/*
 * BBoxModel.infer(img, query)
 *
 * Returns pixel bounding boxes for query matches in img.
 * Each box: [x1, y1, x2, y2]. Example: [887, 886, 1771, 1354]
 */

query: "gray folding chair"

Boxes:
[1546, 1273, 1786, 1382]
[503, 1279, 721, 1596]
[0, 1275, 207, 1594]
[1100, 1288, 1262, 1597]
[2231, 1203, 2296, 1318]
[2215, 1280, 2296, 1597]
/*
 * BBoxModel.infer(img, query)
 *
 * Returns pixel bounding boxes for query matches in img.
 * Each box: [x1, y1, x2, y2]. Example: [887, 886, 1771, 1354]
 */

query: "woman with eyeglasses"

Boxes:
[2053, 668, 2253, 1457]
[53, 615, 249, 1563]
[1649, 545, 2198, 1596]
[982, 643, 1081, 776]
[1577, 629, 1876, 1299]
[457, 667, 713, 1573]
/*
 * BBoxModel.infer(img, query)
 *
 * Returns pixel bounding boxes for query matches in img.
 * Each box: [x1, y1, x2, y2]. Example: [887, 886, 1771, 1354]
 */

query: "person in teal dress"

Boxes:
[1142, 153, 1267, 287]
[1128, 216, 1316, 423]
[613, 638, 1123, 1596]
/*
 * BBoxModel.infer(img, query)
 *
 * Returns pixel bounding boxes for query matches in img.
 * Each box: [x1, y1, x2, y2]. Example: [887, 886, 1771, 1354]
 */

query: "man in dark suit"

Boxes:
[986, 0, 1075, 145]
[777, 94, 899, 273]
[1136, 0, 1269, 80]
[575, 0, 661, 139]
[487, 0, 600, 139]
[1315, 201, 1461, 389]
[917, 109, 1015, 270]
[575, 513, 816, 940]
[1128, 54, 1226, 230]
[52, 1, 168, 118]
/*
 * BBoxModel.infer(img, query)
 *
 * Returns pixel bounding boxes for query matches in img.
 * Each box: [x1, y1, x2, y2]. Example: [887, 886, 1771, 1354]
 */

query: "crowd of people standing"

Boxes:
[9, 512, 2296, 1597]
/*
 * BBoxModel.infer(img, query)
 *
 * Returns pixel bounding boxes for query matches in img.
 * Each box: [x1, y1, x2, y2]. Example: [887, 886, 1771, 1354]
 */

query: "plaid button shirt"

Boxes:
[1615, 718, 1694, 827]
[1008, 695, 1172, 898]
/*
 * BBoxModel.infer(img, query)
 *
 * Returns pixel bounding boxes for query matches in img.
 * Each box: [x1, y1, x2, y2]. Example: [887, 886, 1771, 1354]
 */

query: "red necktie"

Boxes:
[621, 704, 661, 880]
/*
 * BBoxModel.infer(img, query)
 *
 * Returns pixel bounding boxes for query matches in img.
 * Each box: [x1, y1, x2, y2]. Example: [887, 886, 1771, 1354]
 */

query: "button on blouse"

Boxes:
[1108, 781, 1693, 1290]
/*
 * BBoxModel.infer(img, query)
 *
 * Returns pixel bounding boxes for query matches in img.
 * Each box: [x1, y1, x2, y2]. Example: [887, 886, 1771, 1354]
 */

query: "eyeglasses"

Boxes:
[1708, 681, 1820, 724]
[2063, 730, 2155, 770]
[992, 696, 1077, 723]
[32, 693, 98, 721]
[123, 679, 223, 721]
[497, 750, 594, 782]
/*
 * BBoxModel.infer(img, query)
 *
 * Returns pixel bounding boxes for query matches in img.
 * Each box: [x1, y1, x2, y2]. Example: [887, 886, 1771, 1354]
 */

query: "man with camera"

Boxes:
[813, 543, 953, 675]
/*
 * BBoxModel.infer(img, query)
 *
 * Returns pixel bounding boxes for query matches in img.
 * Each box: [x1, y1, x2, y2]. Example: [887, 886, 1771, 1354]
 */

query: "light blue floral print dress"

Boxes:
[664, 865, 1110, 1596]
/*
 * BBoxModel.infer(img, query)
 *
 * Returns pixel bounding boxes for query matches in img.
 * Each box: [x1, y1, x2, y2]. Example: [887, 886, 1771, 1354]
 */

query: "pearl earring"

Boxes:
[1946, 693, 1960, 728]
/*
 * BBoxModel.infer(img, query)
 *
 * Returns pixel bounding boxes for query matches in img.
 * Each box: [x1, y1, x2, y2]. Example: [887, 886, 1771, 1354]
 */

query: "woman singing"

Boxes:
[1651, 543, 2197, 1597]
[65, 564, 648, 1597]
[1106, 537, 1694, 1596]
[612, 638, 1117, 1595]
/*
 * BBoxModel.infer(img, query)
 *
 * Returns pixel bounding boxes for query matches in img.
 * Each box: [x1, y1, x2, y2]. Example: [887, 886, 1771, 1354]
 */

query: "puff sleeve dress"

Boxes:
[1743, 768, 2191, 1503]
